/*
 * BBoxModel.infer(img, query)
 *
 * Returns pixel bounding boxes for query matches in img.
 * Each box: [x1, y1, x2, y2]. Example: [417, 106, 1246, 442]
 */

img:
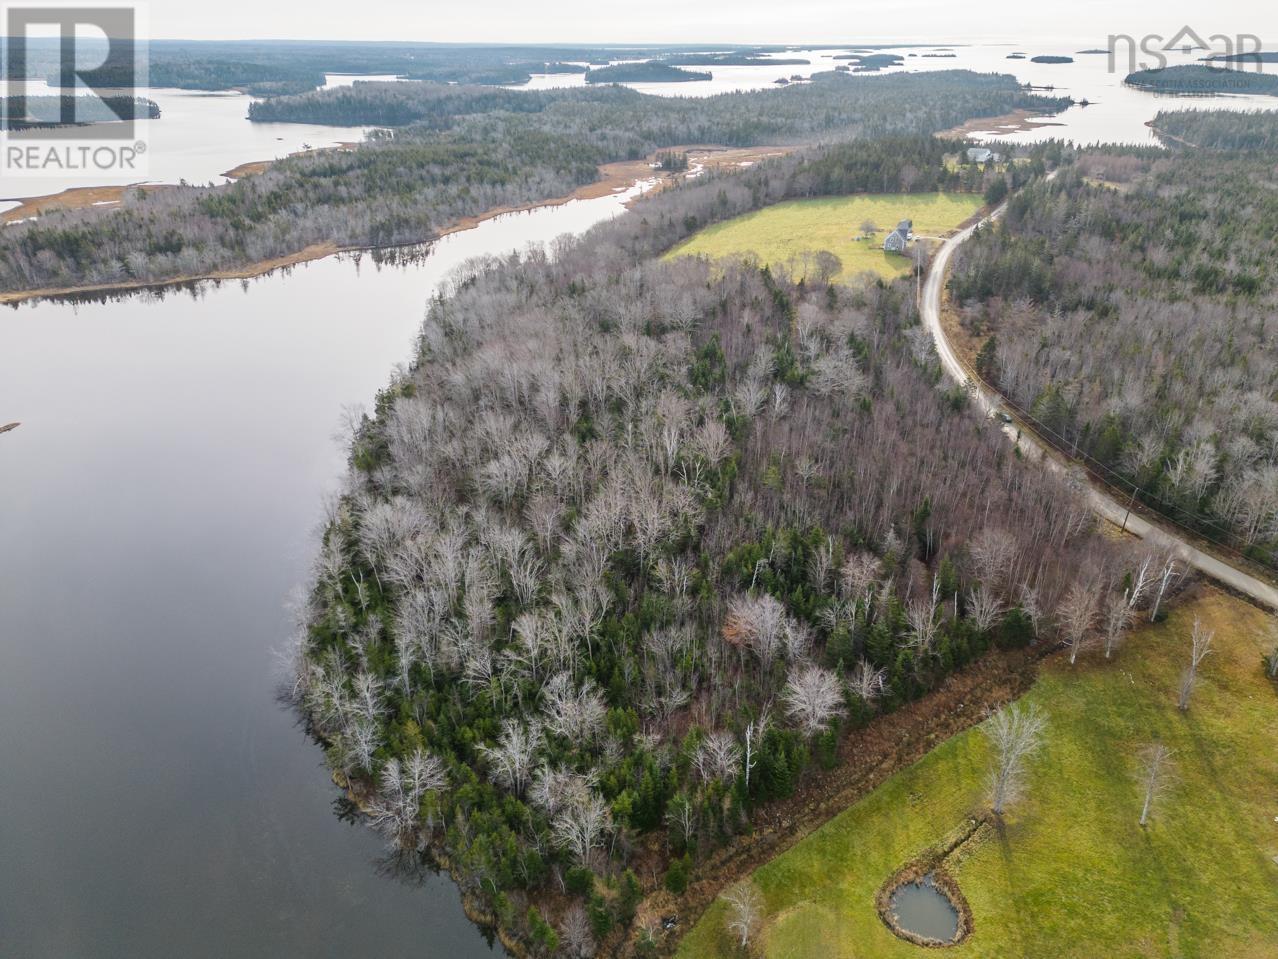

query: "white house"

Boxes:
[966, 147, 1001, 164]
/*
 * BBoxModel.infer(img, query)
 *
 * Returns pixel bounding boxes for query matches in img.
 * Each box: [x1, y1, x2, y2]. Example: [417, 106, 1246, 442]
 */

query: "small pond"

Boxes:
[888, 874, 960, 944]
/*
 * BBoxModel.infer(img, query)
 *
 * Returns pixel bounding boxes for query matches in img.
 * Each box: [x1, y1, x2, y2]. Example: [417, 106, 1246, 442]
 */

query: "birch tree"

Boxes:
[723, 880, 764, 950]
[782, 664, 845, 736]
[1102, 591, 1133, 660]
[1176, 617, 1214, 712]
[1057, 582, 1096, 665]
[983, 703, 1047, 816]
[1136, 743, 1175, 827]
[552, 791, 613, 868]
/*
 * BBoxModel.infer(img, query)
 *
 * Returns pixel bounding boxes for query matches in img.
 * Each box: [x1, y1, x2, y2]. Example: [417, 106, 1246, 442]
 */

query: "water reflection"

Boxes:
[0, 184, 644, 958]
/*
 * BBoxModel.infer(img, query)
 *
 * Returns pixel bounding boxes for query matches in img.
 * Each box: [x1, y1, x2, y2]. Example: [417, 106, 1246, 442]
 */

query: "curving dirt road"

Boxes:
[922, 205, 1278, 610]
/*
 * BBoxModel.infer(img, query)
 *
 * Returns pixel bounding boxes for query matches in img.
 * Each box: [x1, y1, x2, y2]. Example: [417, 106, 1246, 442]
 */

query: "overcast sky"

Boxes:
[143, 1, 1277, 46]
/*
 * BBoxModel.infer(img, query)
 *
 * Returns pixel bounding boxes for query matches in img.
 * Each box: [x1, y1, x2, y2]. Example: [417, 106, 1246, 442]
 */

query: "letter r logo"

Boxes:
[4, 5, 138, 140]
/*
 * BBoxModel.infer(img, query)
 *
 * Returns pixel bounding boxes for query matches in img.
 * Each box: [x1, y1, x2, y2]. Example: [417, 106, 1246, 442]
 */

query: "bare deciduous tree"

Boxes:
[560, 904, 596, 958]
[1019, 582, 1044, 640]
[367, 747, 448, 845]
[968, 584, 1005, 633]
[983, 702, 1047, 816]
[1150, 557, 1177, 622]
[782, 664, 845, 736]
[841, 551, 881, 604]
[1057, 581, 1097, 665]
[723, 880, 764, 950]
[665, 793, 697, 850]
[1102, 591, 1133, 660]
[847, 659, 888, 705]
[723, 594, 791, 671]
[478, 719, 542, 796]
[1136, 743, 1175, 827]
[552, 790, 613, 868]
[1176, 616, 1214, 712]
[693, 729, 742, 784]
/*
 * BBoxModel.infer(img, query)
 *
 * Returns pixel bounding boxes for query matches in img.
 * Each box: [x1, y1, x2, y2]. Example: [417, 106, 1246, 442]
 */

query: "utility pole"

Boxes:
[1120, 483, 1138, 533]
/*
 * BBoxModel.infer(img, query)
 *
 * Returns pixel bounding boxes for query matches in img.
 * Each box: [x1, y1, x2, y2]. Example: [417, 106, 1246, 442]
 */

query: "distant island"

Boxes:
[1126, 64, 1278, 96]
[584, 62, 711, 83]
[1075, 49, 1110, 55]
[833, 52, 905, 71]
[0, 94, 159, 128]
[660, 53, 810, 67]
[1031, 55, 1074, 64]
[1007, 53, 1026, 59]
[1208, 51, 1278, 63]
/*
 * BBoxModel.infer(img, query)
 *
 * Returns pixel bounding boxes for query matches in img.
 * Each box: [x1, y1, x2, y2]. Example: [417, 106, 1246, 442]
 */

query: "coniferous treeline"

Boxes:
[583, 63, 711, 83]
[20, 39, 803, 97]
[950, 141, 1278, 565]
[289, 143, 1147, 958]
[0, 95, 159, 128]
[246, 69, 1065, 130]
[1152, 108, 1278, 150]
[1125, 64, 1278, 97]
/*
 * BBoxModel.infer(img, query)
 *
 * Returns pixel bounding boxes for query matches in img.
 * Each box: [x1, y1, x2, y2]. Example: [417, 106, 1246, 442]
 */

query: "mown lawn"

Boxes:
[663, 194, 983, 282]
[677, 589, 1278, 959]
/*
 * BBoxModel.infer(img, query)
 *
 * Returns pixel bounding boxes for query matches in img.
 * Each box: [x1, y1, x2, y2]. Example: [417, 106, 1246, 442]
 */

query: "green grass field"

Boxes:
[664, 194, 983, 282]
[677, 589, 1278, 959]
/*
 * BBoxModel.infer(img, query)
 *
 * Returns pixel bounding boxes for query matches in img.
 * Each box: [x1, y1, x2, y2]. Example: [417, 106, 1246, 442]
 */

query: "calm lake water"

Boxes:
[7, 40, 1277, 202]
[0, 78, 372, 200]
[0, 182, 648, 957]
[514, 42, 1278, 144]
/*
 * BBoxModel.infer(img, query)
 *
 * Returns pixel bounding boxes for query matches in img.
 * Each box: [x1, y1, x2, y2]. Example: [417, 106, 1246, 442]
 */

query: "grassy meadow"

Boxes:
[663, 194, 983, 282]
[676, 588, 1278, 959]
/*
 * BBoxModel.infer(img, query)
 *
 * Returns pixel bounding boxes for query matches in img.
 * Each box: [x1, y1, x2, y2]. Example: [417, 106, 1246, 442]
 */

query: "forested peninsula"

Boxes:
[584, 64, 711, 83]
[1125, 64, 1278, 96]
[287, 137, 1168, 957]
[0, 71, 1065, 300]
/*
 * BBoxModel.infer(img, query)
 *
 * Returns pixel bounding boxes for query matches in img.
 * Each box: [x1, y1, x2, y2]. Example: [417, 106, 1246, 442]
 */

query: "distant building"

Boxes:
[883, 219, 912, 253]
[967, 147, 1001, 164]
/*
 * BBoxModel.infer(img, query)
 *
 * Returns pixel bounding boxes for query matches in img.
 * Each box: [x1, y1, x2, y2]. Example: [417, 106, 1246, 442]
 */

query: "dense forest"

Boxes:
[246, 69, 1063, 129]
[288, 143, 1159, 958]
[584, 64, 711, 84]
[950, 138, 1278, 566]
[0, 71, 1066, 296]
[0, 95, 159, 128]
[1151, 108, 1278, 150]
[17, 39, 808, 96]
[1125, 65, 1278, 96]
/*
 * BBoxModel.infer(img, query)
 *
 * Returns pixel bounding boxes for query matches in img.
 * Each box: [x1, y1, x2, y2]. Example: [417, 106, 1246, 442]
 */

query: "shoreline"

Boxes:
[0, 144, 793, 307]
[936, 107, 1064, 139]
[0, 141, 365, 225]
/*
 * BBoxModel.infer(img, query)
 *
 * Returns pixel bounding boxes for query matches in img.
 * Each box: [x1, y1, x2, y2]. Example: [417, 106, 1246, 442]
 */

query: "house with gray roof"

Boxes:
[883, 219, 912, 254]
